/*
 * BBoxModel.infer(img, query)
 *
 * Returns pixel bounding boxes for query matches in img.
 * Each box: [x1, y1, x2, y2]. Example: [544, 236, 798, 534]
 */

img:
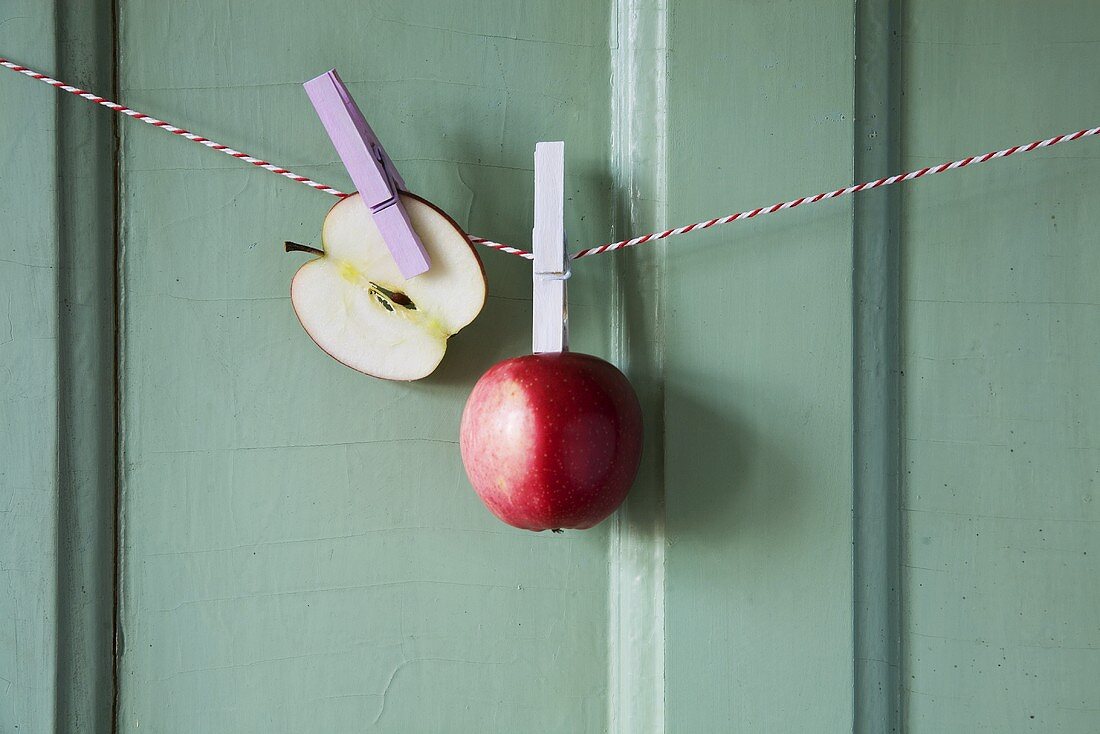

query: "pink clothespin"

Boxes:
[304, 69, 431, 278]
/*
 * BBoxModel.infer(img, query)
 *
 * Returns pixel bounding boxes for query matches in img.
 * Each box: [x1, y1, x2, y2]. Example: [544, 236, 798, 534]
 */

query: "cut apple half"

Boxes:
[288, 192, 486, 380]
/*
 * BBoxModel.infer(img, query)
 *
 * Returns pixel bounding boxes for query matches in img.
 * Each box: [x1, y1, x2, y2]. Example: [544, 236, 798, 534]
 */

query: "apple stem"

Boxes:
[284, 241, 324, 257]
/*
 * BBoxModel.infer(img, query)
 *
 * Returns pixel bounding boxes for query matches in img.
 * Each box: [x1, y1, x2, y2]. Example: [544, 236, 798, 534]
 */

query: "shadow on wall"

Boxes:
[665, 375, 804, 541]
[427, 154, 616, 390]
[427, 276, 531, 390]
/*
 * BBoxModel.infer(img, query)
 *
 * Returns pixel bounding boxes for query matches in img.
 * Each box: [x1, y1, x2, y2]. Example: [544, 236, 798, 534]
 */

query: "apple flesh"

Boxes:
[460, 351, 643, 531]
[288, 192, 486, 381]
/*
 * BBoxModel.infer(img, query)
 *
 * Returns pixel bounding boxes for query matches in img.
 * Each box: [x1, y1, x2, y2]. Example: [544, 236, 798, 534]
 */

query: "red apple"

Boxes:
[460, 351, 643, 531]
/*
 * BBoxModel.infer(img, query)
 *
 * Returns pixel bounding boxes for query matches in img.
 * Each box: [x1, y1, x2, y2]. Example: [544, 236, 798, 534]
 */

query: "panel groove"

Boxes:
[109, 1, 122, 731]
[53, 0, 121, 730]
[852, 1, 902, 732]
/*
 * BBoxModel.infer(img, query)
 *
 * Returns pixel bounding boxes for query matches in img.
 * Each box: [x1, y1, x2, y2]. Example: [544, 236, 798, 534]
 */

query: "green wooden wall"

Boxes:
[0, 4, 63, 730]
[663, 1, 857, 729]
[2, 1, 1098, 731]
[900, 3, 1100, 729]
[114, 2, 615, 731]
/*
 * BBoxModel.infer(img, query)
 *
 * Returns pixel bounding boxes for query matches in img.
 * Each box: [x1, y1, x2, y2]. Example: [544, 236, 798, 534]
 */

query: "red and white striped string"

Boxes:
[572, 125, 1100, 258]
[0, 58, 346, 196]
[4, 56, 1097, 262]
[0, 57, 524, 256]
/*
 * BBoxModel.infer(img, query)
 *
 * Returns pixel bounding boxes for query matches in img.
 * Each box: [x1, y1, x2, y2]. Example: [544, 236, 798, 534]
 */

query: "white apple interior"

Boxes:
[290, 193, 486, 380]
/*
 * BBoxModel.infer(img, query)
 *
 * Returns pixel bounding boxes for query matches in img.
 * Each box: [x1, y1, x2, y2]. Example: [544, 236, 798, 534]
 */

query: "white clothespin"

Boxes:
[304, 69, 431, 279]
[532, 141, 568, 353]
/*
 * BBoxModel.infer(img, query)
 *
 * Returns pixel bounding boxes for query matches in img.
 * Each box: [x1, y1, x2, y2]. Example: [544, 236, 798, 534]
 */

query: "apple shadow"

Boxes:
[662, 377, 803, 539]
[425, 285, 531, 389]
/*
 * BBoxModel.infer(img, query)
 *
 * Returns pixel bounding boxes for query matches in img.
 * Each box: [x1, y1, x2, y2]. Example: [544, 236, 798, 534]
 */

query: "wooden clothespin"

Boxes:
[304, 69, 431, 279]
[532, 141, 568, 353]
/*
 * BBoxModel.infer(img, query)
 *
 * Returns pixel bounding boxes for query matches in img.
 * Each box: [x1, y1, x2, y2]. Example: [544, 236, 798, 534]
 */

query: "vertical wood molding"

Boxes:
[0, 2, 116, 730]
[608, 0, 668, 731]
[852, 0, 902, 732]
[54, 1, 119, 731]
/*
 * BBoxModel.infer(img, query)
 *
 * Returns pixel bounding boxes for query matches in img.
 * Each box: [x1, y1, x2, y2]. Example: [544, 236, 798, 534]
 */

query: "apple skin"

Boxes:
[460, 352, 643, 531]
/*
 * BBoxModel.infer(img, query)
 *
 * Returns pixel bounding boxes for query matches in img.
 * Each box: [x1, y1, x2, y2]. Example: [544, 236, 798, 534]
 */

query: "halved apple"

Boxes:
[287, 192, 486, 380]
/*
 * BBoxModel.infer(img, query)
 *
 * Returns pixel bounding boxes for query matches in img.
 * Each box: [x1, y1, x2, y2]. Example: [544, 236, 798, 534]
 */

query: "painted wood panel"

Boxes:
[113, 1, 616, 731]
[4, 1, 1099, 731]
[662, 1, 858, 730]
[0, 5, 62, 730]
[900, 2, 1100, 730]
